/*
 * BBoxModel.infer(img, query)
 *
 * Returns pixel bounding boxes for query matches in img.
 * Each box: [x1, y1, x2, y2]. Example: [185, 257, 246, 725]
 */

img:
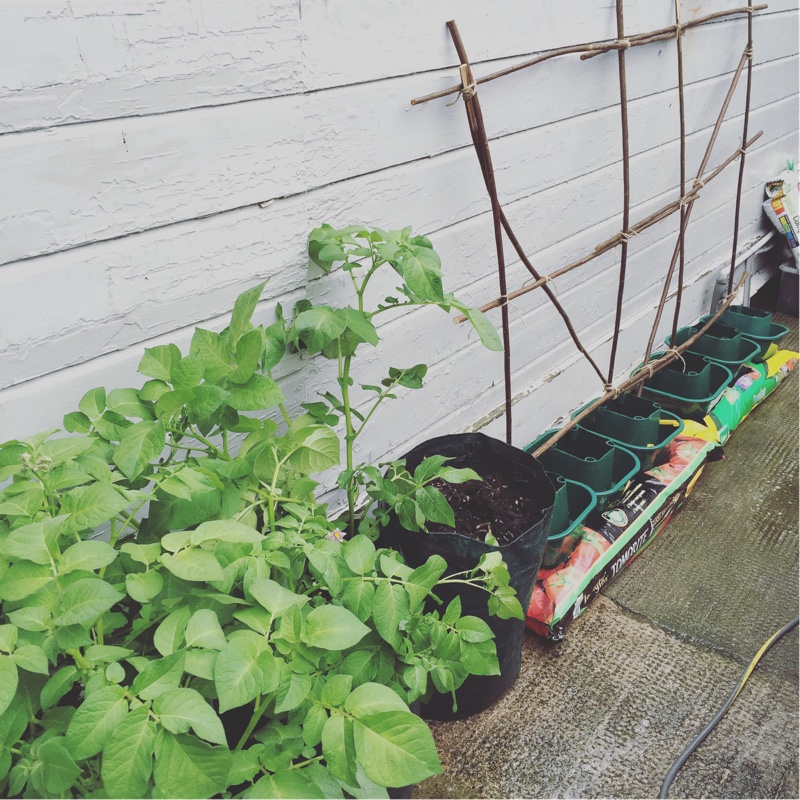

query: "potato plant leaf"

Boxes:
[228, 280, 267, 348]
[100, 706, 157, 799]
[214, 638, 277, 713]
[227, 374, 284, 411]
[301, 605, 370, 650]
[244, 770, 326, 799]
[352, 710, 441, 786]
[65, 685, 128, 760]
[152, 732, 232, 799]
[0, 656, 19, 716]
[138, 345, 182, 382]
[59, 540, 118, 574]
[153, 688, 226, 745]
[54, 579, 124, 628]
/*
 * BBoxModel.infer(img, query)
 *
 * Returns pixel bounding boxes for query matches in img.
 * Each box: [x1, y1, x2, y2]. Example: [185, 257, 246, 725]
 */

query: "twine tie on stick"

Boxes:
[447, 63, 478, 105]
[667, 347, 686, 371]
[603, 383, 621, 399]
[522, 274, 554, 290]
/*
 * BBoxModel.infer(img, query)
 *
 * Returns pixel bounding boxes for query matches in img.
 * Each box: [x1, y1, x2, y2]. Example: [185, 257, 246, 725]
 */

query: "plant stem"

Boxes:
[339, 346, 357, 536]
[163, 442, 208, 454]
[440, 578, 509, 598]
[289, 755, 324, 770]
[278, 402, 292, 427]
[35, 473, 59, 515]
[114, 499, 147, 538]
[266, 450, 293, 531]
[67, 648, 90, 672]
[269, 372, 293, 427]
[357, 250, 385, 304]
[222, 428, 230, 458]
[366, 300, 420, 319]
[235, 696, 270, 751]
[186, 425, 228, 458]
[353, 378, 401, 440]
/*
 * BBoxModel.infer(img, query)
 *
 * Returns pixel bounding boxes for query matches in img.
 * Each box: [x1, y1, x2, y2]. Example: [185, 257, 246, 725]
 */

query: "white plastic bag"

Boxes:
[763, 161, 800, 266]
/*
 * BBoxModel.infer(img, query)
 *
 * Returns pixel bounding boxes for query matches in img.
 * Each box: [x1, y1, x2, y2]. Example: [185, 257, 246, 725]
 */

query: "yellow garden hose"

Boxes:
[659, 615, 799, 798]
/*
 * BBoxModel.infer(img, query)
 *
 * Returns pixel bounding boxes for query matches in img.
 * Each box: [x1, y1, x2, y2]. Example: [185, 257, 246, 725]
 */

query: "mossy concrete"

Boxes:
[417, 313, 798, 799]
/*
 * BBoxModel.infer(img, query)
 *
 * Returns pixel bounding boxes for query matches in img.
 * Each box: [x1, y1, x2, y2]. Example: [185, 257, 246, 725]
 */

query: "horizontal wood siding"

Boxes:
[1, 0, 797, 475]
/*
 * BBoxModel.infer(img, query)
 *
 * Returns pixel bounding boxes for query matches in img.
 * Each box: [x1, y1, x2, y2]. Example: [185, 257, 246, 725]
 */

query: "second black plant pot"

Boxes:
[381, 432, 555, 721]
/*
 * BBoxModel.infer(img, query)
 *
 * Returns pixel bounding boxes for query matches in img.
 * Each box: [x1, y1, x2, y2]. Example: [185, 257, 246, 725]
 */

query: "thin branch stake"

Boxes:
[670, 0, 688, 342]
[411, 9, 765, 444]
[452, 132, 762, 323]
[496, 209, 607, 382]
[410, 5, 767, 106]
[607, 0, 632, 385]
[728, 0, 755, 293]
[640, 46, 751, 371]
[446, 21, 514, 444]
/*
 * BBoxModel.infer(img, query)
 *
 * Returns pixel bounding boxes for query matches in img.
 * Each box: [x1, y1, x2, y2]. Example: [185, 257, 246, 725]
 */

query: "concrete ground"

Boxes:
[418, 310, 799, 799]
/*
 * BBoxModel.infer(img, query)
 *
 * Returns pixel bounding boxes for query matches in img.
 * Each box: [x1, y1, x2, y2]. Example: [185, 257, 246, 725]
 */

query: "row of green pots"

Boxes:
[639, 305, 789, 416]
[524, 391, 685, 569]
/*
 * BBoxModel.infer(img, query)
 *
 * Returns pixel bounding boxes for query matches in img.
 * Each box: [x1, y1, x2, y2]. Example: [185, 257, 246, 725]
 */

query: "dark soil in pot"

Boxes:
[428, 469, 543, 544]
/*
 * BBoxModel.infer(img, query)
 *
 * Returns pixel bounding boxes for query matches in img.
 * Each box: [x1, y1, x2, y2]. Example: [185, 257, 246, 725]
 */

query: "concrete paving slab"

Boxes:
[418, 597, 798, 799]
[418, 312, 798, 799]
[607, 314, 799, 678]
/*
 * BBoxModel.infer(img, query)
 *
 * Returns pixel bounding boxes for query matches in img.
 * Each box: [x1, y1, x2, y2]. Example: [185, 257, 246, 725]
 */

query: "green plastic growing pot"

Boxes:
[525, 429, 639, 513]
[636, 352, 733, 416]
[717, 304, 772, 337]
[540, 473, 597, 569]
[700, 312, 790, 361]
[666, 322, 760, 367]
[574, 392, 685, 471]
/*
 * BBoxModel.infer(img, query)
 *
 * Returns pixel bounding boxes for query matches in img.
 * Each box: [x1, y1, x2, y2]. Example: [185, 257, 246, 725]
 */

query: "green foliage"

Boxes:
[299, 224, 501, 536]
[0, 265, 520, 798]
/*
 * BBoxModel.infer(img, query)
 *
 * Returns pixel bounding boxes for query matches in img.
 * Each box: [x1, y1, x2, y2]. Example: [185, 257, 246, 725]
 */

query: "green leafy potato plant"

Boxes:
[291, 224, 502, 539]
[0, 244, 520, 798]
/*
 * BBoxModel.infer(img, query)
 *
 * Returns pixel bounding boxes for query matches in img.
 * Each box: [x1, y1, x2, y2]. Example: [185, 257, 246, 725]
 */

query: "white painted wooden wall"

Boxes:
[1, 1, 797, 481]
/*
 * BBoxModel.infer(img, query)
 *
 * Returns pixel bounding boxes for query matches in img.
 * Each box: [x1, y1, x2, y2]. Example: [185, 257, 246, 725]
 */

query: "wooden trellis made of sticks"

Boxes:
[411, 1, 764, 455]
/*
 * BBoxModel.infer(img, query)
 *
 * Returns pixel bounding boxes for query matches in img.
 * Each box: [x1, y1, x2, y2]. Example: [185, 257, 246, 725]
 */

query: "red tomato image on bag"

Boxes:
[567, 529, 610, 570]
[527, 581, 555, 625]
[544, 566, 580, 606]
[536, 564, 564, 583]
[541, 529, 611, 607]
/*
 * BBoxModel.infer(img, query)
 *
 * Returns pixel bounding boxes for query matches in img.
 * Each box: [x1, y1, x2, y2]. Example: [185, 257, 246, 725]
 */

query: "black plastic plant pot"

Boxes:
[700, 312, 790, 361]
[380, 432, 555, 721]
[540, 473, 597, 569]
[525, 428, 640, 513]
[575, 392, 685, 471]
[637, 352, 733, 416]
[666, 322, 761, 367]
